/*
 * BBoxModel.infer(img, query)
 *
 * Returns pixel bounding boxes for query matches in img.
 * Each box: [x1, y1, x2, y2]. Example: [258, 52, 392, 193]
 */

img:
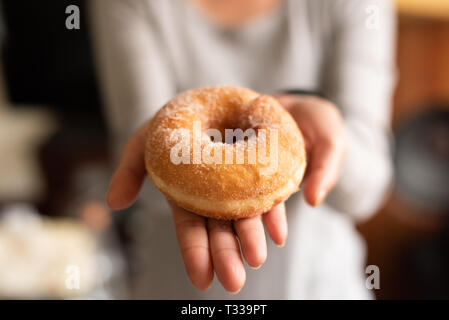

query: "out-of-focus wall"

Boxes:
[358, 3, 449, 299]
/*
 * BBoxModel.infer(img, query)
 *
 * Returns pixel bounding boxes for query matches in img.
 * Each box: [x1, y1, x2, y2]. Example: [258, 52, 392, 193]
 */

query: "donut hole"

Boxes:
[205, 119, 257, 144]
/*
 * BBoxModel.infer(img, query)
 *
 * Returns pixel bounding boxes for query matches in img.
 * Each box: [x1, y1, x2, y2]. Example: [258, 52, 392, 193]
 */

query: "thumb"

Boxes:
[106, 124, 148, 210]
[304, 141, 344, 207]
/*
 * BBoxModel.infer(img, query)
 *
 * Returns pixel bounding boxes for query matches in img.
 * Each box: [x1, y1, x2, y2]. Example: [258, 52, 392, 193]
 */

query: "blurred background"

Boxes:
[0, 0, 448, 299]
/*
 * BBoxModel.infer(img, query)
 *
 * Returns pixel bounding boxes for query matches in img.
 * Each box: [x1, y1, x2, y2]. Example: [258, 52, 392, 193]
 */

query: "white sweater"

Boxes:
[90, 0, 396, 299]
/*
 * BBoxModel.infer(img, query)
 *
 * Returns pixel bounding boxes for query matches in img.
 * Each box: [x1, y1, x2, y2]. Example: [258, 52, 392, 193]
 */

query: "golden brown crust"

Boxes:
[145, 86, 306, 219]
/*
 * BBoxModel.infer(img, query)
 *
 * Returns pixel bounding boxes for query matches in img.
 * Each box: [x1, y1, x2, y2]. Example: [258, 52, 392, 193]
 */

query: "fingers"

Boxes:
[304, 140, 345, 206]
[234, 215, 267, 269]
[262, 202, 288, 247]
[171, 203, 214, 291]
[106, 124, 148, 210]
[207, 219, 246, 294]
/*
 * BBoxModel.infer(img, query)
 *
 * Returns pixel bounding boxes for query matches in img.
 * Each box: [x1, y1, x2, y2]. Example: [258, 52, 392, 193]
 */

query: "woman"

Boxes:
[90, 0, 396, 299]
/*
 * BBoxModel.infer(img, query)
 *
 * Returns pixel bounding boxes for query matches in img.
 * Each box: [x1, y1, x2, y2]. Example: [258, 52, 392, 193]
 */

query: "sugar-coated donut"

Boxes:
[145, 86, 306, 220]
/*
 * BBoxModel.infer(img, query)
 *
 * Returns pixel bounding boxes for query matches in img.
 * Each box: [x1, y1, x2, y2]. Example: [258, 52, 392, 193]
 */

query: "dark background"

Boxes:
[1, 0, 103, 123]
[0, 0, 108, 218]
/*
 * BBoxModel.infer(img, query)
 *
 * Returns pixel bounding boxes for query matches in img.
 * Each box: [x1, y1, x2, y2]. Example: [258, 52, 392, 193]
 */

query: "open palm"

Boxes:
[106, 94, 346, 293]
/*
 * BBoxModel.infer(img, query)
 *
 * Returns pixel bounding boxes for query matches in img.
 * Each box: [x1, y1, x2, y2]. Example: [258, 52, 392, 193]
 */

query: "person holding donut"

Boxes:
[90, 0, 396, 299]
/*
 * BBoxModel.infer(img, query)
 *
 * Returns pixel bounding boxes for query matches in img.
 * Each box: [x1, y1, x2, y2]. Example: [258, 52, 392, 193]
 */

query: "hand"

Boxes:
[106, 124, 287, 294]
[106, 94, 346, 294]
[275, 94, 347, 206]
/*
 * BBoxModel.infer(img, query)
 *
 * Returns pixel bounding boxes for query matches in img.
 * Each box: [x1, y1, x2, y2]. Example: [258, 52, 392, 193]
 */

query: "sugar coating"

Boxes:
[145, 85, 306, 219]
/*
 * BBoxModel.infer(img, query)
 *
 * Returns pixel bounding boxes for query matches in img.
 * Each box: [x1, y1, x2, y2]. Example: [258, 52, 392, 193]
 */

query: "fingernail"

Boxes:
[105, 193, 114, 210]
[276, 242, 285, 248]
[201, 283, 212, 292]
[250, 264, 262, 270]
[228, 288, 242, 295]
[315, 188, 327, 206]
[105, 180, 117, 209]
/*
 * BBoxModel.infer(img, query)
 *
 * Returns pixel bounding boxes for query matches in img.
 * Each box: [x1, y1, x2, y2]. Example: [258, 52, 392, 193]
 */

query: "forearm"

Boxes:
[89, 0, 175, 157]
[326, 118, 393, 221]
[322, 0, 396, 221]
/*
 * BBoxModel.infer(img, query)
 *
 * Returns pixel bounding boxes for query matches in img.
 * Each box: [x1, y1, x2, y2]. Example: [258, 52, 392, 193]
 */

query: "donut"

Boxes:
[145, 86, 306, 220]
